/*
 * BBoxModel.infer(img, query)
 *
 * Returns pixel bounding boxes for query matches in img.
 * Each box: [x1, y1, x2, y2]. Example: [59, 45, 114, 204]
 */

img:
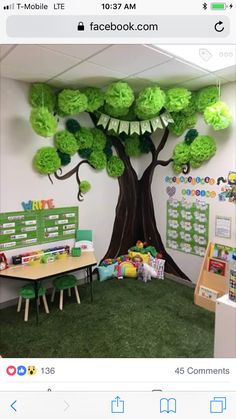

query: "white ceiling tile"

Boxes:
[133, 58, 208, 87]
[40, 44, 111, 60]
[0, 45, 15, 60]
[213, 66, 236, 82]
[88, 44, 172, 75]
[49, 61, 127, 88]
[122, 77, 156, 91]
[0, 45, 80, 82]
[179, 74, 226, 90]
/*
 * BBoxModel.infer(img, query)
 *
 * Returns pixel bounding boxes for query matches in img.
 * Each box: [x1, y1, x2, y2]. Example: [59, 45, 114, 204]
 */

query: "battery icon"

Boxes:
[211, 2, 227, 9]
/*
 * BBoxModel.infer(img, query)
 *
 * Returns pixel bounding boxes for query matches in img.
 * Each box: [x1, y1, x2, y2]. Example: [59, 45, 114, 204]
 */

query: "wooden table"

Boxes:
[0, 252, 97, 324]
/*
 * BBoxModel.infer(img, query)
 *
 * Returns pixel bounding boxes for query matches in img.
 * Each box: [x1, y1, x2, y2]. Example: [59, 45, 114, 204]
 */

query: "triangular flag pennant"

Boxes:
[119, 120, 130, 135]
[97, 113, 110, 129]
[161, 112, 174, 127]
[108, 118, 120, 132]
[140, 120, 152, 134]
[130, 121, 140, 135]
[150, 116, 162, 131]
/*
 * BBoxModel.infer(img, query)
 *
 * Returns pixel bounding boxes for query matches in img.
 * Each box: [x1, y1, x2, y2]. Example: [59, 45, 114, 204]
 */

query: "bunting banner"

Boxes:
[97, 112, 174, 135]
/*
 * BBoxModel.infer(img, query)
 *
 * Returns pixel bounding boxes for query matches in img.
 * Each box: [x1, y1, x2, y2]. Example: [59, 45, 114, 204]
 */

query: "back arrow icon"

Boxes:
[11, 400, 17, 412]
[214, 21, 225, 32]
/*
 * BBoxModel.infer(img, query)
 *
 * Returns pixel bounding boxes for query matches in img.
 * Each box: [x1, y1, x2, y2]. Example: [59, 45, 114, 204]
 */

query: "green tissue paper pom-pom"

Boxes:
[169, 112, 196, 137]
[33, 147, 61, 174]
[124, 135, 141, 157]
[172, 142, 191, 166]
[30, 107, 58, 138]
[78, 148, 92, 159]
[190, 135, 216, 164]
[105, 81, 134, 109]
[182, 92, 197, 116]
[88, 151, 107, 170]
[139, 136, 152, 154]
[104, 103, 129, 118]
[196, 85, 219, 113]
[172, 161, 183, 174]
[75, 127, 94, 149]
[66, 119, 80, 134]
[106, 156, 125, 177]
[165, 87, 191, 113]
[57, 150, 71, 166]
[80, 180, 91, 193]
[83, 87, 104, 112]
[55, 130, 78, 156]
[58, 89, 88, 115]
[204, 101, 232, 130]
[91, 128, 107, 151]
[29, 83, 56, 112]
[185, 129, 199, 145]
[135, 87, 166, 120]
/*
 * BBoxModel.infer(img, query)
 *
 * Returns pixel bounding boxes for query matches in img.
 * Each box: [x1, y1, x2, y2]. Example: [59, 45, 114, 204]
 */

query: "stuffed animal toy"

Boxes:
[137, 262, 157, 282]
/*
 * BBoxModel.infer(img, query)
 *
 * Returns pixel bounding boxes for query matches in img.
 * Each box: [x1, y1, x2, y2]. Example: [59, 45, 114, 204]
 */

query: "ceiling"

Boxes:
[0, 44, 235, 90]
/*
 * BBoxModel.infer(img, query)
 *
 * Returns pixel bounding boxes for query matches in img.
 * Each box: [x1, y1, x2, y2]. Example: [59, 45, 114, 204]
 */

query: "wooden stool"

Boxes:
[51, 274, 80, 310]
[17, 284, 49, 322]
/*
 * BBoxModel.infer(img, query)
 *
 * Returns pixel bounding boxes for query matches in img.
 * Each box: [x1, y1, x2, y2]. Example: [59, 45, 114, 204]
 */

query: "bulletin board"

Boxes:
[166, 199, 209, 257]
[0, 207, 78, 251]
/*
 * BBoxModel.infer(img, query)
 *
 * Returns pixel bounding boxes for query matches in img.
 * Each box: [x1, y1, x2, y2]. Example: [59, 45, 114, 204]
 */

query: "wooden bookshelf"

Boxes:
[194, 242, 228, 312]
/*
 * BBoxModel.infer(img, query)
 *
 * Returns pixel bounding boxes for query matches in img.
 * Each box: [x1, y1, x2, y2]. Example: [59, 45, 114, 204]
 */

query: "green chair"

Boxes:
[51, 274, 81, 310]
[17, 284, 49, 322]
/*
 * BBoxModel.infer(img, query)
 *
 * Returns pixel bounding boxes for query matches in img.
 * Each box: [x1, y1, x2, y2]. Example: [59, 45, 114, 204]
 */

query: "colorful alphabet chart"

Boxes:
[166, 199, 209, 257]
[0, 207, 78, 251]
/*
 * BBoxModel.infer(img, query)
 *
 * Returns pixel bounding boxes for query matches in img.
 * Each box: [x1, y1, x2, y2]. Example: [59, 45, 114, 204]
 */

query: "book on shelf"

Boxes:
[208, 258, 226, 276]
[199, 285, 219, 301]
[210, 243, 236, 262]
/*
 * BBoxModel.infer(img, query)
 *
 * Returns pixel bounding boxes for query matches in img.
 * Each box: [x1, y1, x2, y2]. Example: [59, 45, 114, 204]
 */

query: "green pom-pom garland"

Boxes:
[80, 180, 91, 193]
[104, 103, 129, 118]
[165, 87, 191, 112]
[105, 81, 134, 109]
[182, 92, 197, 116]
[29, 83, 56, 112]
[91, 128, 107, 151]
[83, 87, 104, 112]
[57, 150, 71, 166]
[124, 135, 141, 157]
[184, 129, 199, 145]
[135, 87, 166, 120]
[190, 135, 216, 165]
[75, 127, 94, 149]
[169, 112, 196, 136]
[66, 118, 80, 134]
[55, 130, 78, 156]
[58, 89, 88, 115]
[33, 147, 61, 174]
[106, 156, 125, 177]
[172, 142, 190, 166]
[196, 85, 219, 113]
[78, 148, 92, 159]
[30, 107, 58, 138]
[204, 101, 232, 130]
[88, 151, 107, 170]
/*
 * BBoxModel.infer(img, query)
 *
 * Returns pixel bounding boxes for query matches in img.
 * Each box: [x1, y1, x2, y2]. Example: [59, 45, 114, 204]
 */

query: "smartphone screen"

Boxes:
[0, 1, 236, 418]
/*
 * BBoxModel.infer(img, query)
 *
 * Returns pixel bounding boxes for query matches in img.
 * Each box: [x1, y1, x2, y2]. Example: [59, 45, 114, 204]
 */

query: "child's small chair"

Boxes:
[51, 274, 80, 310]
[17, 284, 49, 322]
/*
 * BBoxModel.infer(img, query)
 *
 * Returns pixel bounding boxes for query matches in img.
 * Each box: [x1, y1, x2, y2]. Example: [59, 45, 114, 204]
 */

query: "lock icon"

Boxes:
[77, 22, 85, 31]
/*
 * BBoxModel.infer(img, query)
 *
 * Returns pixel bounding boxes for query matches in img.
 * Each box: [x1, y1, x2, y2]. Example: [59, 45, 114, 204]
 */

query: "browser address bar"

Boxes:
[6, 15, 229, 38]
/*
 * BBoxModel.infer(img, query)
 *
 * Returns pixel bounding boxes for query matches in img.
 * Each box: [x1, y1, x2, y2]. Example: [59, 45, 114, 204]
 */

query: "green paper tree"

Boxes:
[30, 82, 232, 281]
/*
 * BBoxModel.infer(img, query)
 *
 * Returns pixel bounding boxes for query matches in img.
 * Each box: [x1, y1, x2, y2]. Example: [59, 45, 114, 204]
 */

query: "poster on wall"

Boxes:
[166, 199, 209, 257]
[0, 207, 78, 251]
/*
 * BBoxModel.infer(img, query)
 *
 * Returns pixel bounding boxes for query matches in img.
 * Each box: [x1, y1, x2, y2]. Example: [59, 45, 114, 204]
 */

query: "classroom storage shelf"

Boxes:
[194, 241, 228, 312]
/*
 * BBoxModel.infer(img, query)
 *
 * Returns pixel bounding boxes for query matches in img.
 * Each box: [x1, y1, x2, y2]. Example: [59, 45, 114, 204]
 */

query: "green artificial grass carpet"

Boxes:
[0, 278, 215, 358]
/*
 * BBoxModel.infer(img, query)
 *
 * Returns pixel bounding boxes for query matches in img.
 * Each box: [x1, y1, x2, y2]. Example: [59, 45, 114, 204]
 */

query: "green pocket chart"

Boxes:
[166, 199, 209, 257]
[0, 207, 78, 251]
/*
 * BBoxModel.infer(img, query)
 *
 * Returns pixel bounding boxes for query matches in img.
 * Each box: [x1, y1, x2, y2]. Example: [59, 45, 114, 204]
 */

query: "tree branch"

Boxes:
[54, 160, 91, 201]
[155, 158, 173, 167]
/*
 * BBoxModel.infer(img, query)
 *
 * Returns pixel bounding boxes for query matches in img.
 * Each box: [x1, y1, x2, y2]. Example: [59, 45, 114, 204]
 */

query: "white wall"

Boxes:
[149, 82, 236, 283]
[0, 78, 235, 303]
[0, 77, 119, 303]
